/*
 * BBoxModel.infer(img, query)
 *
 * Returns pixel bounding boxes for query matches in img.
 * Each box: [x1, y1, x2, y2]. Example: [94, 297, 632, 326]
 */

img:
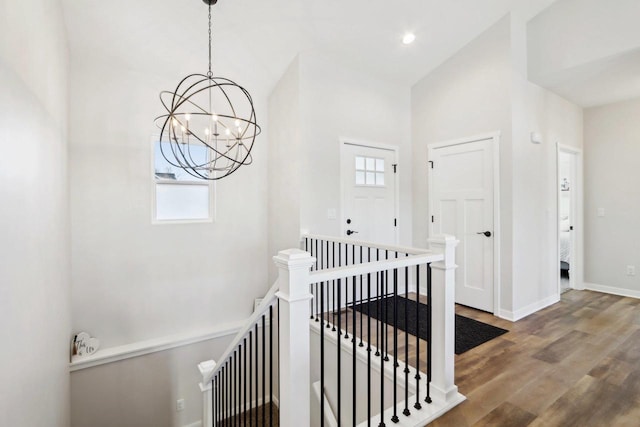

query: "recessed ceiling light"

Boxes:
[402, 33, 416, 45]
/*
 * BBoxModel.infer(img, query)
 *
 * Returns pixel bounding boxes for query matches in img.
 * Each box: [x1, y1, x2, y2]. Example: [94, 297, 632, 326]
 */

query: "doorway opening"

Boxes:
[557, 145, 580, 294]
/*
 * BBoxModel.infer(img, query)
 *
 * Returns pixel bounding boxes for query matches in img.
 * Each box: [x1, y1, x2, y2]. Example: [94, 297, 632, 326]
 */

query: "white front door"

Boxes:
[429, 136, 496, 312]
[341, 142, 397, 245]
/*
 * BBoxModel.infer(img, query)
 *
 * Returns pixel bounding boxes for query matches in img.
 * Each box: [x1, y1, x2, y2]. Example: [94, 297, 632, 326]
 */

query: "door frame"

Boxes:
[427, 131, 501, 315]
[339, 137, 400, 244]
[556, 143, 584, 295]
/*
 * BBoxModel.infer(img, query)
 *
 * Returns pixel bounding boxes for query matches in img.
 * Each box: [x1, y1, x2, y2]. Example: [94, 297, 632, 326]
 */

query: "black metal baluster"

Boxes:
[249, 331, 253, 427]
[225, 360, 231, 425]
[244, 338, 247, 426]
[321, 280, 325, 427]
[332, 242, 337, 332]
[262, 315, 266, 426]
[233, 351, 237, 426]
[277, 300, 281, 417]
[425, 263, 433, 404]
[380, 274, 386, 427]
[367, 270, 372, 427]
[359, 246, 364, 347]
[414, 264, 422, 410]
[315, 240, 320, 322]
[352, 269, 357, 427]
[211, 374, 218, 427]
[403, 258, 410, 417]
[269, 305, 273, 426]
[255, 324, 259, 424]
[391, 267, 399, 424]
[376, 248, 381, 357]
[222, 371, 225, 427]
[384, 250, 390, 362]
[344, 244, 349, 340]
[337, 277, 342, 425]
[326, 241, 331, 329]
[308, 237, 314, 319]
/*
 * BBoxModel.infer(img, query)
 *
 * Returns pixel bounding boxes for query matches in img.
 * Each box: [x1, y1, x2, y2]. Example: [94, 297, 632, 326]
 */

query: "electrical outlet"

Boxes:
[627, 266, 636, 276]
[176, 399, 185, 412]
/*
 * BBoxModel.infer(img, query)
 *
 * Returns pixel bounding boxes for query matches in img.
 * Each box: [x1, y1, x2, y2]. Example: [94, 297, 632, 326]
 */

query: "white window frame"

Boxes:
[150, 136, 216, 224]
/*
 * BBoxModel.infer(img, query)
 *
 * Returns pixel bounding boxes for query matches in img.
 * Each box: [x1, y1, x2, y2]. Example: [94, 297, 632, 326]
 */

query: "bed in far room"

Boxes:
[560, 217, 571, 276]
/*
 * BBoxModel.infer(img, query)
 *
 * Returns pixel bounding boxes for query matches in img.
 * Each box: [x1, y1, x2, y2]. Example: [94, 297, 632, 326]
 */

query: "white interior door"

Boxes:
[341, 143, 397, 245]
[429, 137, 495, 312]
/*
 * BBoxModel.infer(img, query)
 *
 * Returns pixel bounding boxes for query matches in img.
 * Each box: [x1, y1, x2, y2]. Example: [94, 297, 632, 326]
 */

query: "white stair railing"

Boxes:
[199, 234, 462, 427]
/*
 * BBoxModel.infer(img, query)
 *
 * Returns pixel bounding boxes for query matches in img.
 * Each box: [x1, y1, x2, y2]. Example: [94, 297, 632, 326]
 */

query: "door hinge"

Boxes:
[394, 218, 397, 227]
[428, 161, 434, 169]
[392, 164, 397, 173]
[431, 215, 435, 223]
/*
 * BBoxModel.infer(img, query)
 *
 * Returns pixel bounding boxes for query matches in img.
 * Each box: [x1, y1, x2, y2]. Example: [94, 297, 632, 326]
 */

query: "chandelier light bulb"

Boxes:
[212, 114, 218, 122]
[205, 128, 210, 136]
[185, 113, 191, 121]
[402, 33, 416, 45]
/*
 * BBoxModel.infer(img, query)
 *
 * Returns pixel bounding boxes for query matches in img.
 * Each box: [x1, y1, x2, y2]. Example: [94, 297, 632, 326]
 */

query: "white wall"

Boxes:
[511, 12, 584, 315]
[0, 1, 71, 426]
[69, 56, 270, 349]
[411, 16, 514, 310]
[584, 98, 640, 296]
[511, 78, 583, 314]
[298, 53, 413, 245]
[267, 52, 413, 269]
[268, 57, 302, 280]
[411, 14, 584, 317]
[70, 333, 234, 427]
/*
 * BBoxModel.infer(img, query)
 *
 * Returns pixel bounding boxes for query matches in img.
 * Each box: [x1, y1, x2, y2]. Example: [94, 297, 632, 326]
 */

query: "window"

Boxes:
[152, 140, 213, 222]
[355, 156, 385, 186]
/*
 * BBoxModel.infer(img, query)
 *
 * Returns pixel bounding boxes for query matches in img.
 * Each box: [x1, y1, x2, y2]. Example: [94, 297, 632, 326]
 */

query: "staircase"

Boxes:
[198, 234, 464, 426]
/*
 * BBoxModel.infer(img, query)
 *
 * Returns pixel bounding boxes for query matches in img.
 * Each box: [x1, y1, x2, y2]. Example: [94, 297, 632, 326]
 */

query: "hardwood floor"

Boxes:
[433, 290, 640, 427]
[328, 289, 640, 426]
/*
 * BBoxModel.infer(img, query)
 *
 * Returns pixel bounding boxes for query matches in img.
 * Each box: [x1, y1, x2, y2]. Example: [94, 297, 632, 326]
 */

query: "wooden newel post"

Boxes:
[428, 234, 459, 403]
[274, 248, 315, 427]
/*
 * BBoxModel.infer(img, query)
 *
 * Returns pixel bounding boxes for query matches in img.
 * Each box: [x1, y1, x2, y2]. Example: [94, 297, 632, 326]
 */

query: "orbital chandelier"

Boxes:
[154, 0, 260, 180]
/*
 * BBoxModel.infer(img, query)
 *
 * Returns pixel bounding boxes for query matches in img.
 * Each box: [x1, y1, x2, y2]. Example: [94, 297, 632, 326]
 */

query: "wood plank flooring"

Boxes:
[434, 290, 640, 427]
[328, 290, 640, 426]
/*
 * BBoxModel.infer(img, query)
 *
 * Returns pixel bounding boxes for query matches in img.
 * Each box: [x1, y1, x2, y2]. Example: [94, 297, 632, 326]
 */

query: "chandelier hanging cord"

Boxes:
[207, 3, 213, 77]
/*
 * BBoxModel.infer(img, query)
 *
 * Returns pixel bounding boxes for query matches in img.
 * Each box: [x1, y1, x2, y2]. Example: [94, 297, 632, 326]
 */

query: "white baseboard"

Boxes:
[183, 422, 202, 427]
[584, 282, 640, 299]
[498, 294, 560, 322]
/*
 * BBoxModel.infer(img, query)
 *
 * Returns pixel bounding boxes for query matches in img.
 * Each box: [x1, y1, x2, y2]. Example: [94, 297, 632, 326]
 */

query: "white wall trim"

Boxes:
[69, 320, 244, 372]
[497, 294, 559, 322]
[584, 282, 640, 300]
[183, 422, 203, 427]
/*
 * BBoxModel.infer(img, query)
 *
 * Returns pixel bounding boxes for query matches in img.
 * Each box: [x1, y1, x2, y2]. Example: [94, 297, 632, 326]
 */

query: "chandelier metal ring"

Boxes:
[154, 0, 259, 181]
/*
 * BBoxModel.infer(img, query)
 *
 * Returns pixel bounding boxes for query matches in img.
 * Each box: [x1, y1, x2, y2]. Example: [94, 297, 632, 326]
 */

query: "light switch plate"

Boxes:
[597, 208, 605, 217]
[327, 208, 337, 220]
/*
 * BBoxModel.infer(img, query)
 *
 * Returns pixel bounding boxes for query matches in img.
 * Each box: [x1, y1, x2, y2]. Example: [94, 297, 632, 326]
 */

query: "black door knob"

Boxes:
[476, 231, 492, 237]
[346, 230, 359, 236]
[346, 219, 351, 224]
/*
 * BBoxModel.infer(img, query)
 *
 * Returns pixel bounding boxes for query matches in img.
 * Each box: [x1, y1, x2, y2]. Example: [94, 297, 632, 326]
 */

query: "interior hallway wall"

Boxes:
[69, 56, 269, 349]
[584, 98, 640, 297]
[0, 0, 71, 425]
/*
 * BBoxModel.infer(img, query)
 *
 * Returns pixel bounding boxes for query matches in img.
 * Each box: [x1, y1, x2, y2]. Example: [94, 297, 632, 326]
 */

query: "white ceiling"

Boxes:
[61, 0, 558, 96]
[528, 0, 640, 108]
